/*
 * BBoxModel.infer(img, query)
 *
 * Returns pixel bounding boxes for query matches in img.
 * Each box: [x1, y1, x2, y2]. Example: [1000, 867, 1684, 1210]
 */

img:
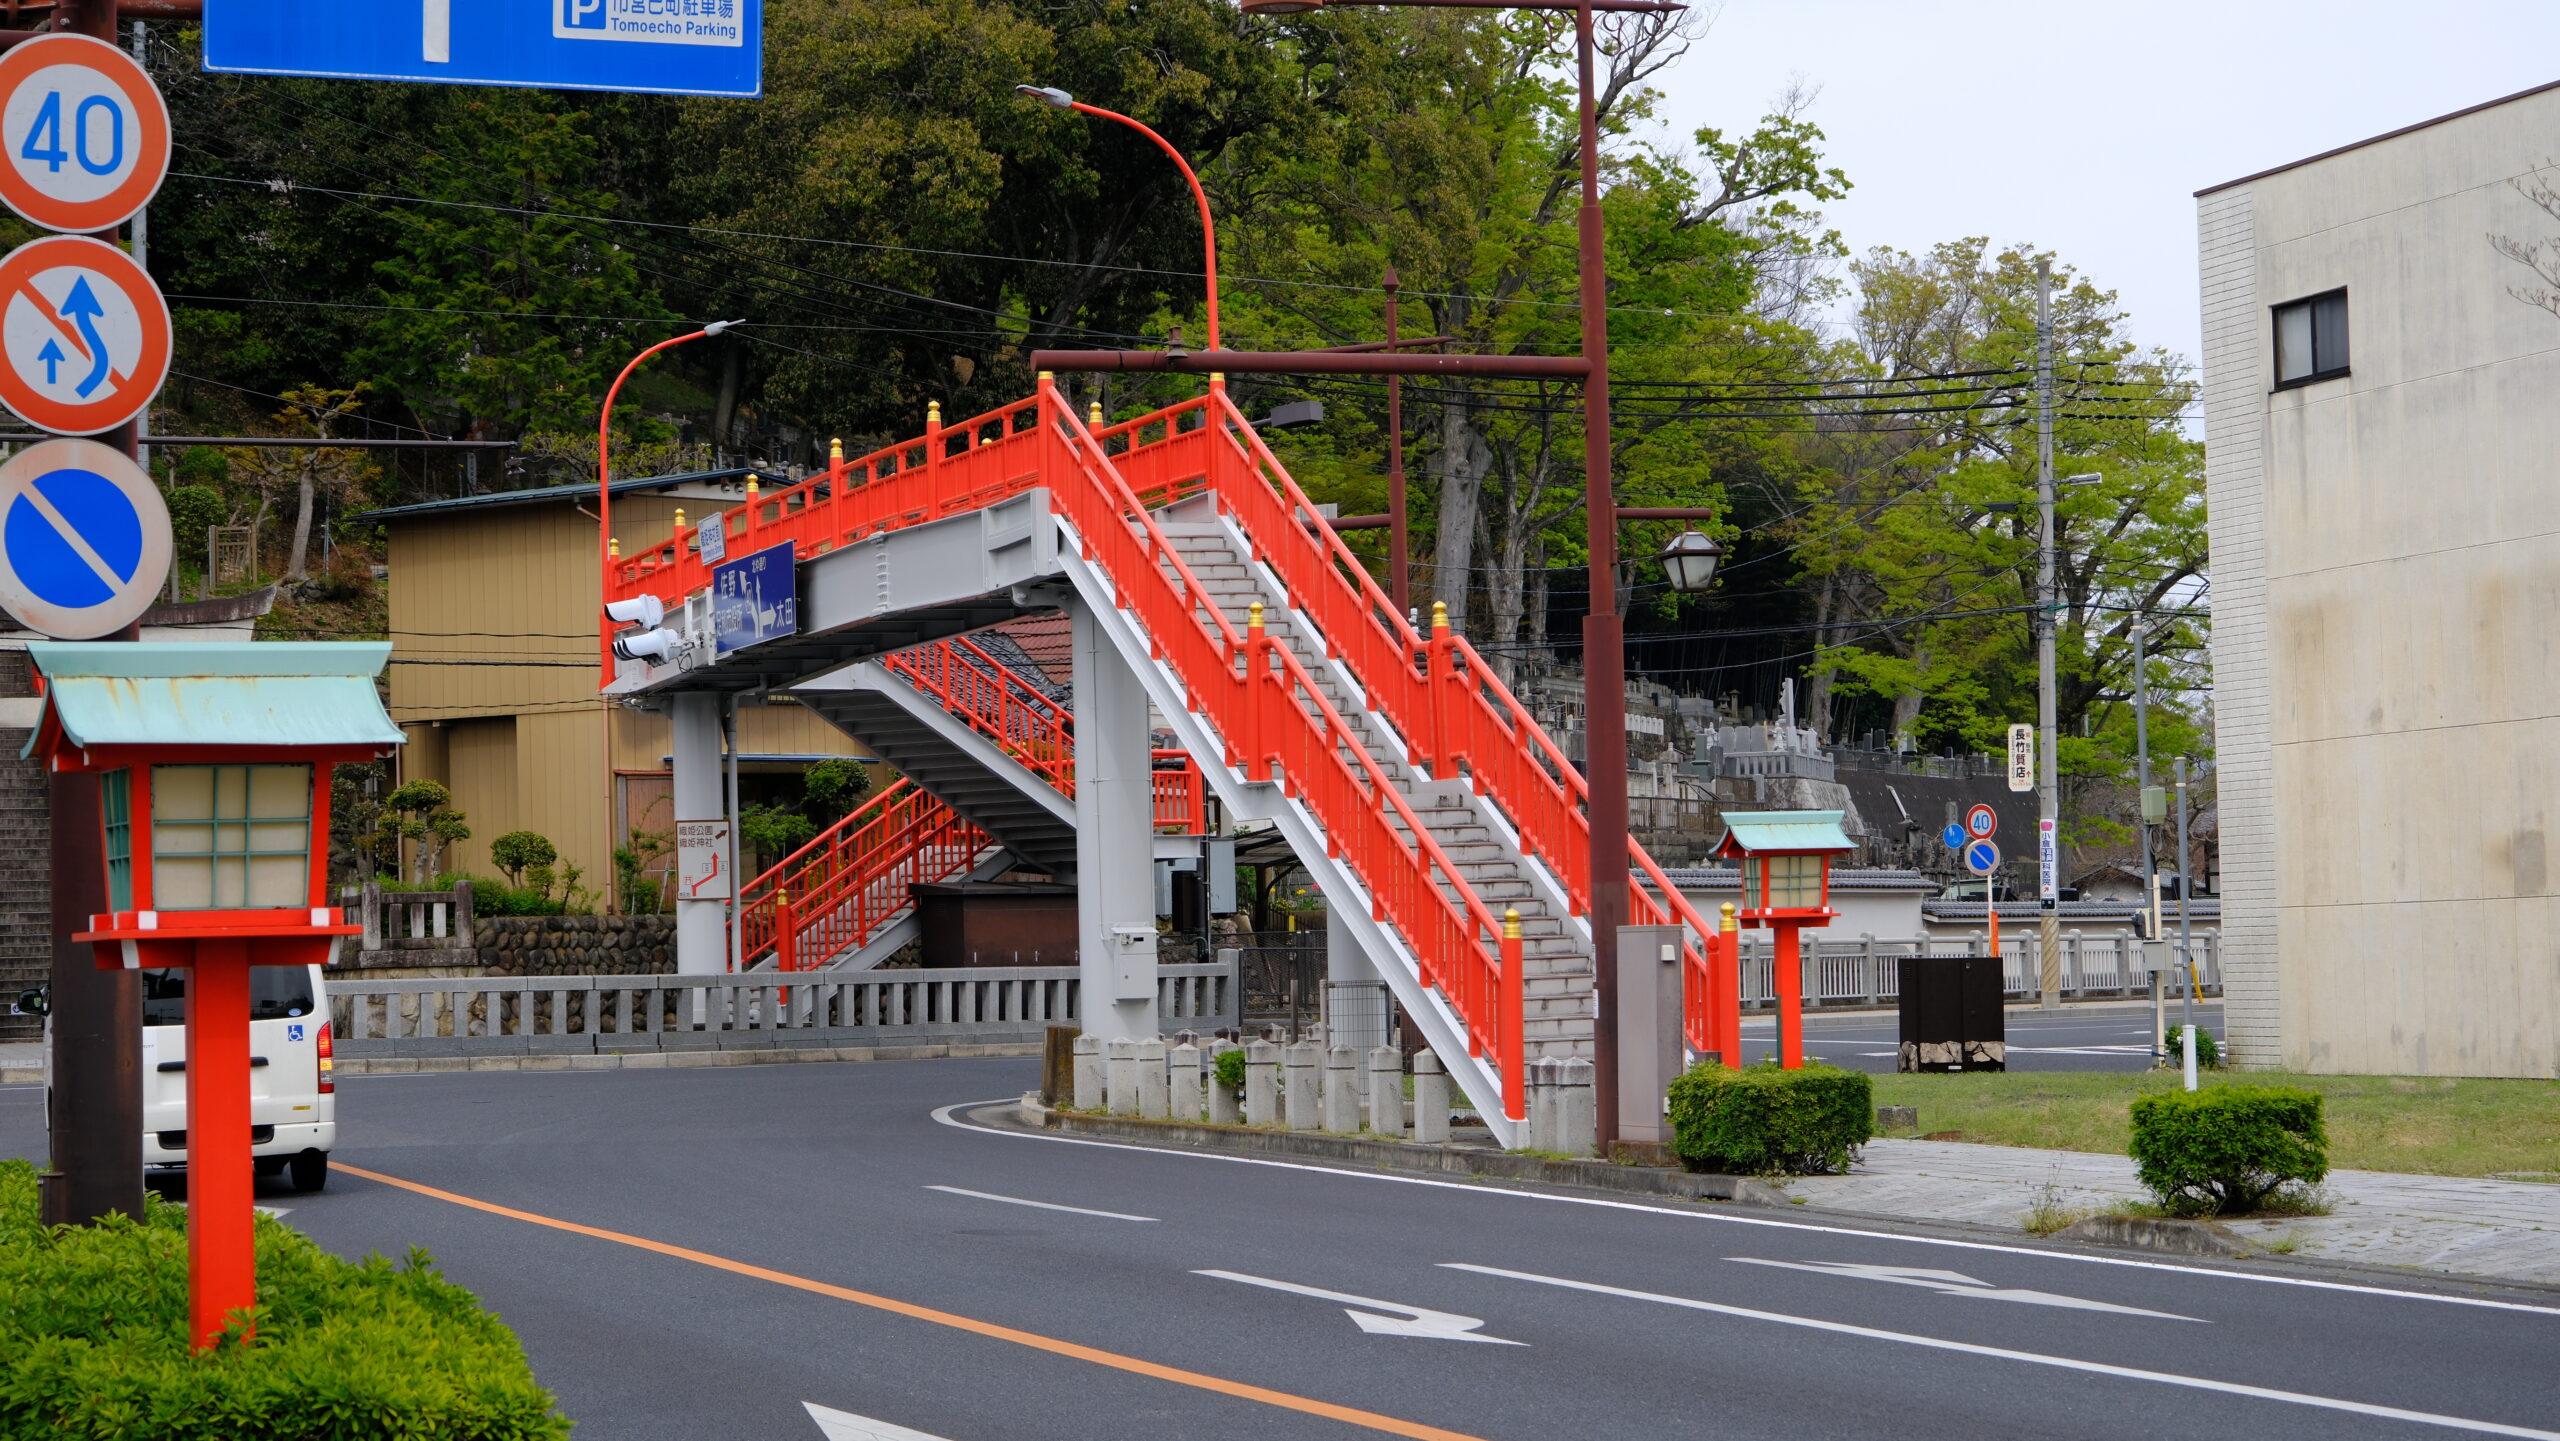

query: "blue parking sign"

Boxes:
[206, 1, 763, 100]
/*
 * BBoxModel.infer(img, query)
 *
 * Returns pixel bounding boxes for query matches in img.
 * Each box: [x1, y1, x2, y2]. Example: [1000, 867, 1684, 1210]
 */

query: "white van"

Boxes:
[141, 963, 335, 1192]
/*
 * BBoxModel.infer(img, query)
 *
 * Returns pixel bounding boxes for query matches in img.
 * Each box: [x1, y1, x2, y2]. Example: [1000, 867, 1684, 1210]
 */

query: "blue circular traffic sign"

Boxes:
[1963, 838, 2001, 876]
[0, 437, 166, 638]
[1940, 823, 1965, 849]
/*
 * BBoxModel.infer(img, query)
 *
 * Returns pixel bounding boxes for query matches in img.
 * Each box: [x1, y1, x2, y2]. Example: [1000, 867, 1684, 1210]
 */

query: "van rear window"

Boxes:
[140, 969, 318, 1027]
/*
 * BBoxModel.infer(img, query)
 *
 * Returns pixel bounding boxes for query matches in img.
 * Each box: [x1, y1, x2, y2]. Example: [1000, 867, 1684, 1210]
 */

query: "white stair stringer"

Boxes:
[1053, 521, 1524, 1149]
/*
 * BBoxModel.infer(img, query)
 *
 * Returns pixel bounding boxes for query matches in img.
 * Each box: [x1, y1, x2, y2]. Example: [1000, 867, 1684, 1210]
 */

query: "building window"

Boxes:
[2273, 289, 2349, 387]
[151, 764, 311, 909]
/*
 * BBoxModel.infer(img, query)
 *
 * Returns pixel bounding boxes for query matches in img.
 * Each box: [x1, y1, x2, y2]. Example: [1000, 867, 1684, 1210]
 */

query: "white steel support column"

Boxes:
[1325, 906, 1389, 1055]
[1071, 599, 1159, 1041]
[672, 691, 728, 975]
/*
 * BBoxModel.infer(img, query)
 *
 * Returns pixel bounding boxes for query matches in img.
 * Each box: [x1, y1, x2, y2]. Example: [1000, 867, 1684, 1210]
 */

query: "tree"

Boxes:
[800, 757, 872, 825]
[489, 830, 558, 888]
[384, 780, 470, 886]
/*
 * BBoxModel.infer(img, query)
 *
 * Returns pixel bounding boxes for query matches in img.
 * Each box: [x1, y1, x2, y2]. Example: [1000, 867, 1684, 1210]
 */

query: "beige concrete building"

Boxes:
[2198, 83, 2560, 1077]
[368, 470, 872, 897]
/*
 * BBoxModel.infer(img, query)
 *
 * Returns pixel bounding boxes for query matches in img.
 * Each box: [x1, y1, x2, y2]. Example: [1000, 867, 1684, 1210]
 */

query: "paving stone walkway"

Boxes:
[1784, 1138, 2560, 1287]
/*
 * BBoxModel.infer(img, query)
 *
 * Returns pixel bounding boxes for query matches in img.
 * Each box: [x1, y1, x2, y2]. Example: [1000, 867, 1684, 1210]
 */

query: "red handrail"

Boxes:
[737, 778, 989, 971]
[879, 633, 1075, 790]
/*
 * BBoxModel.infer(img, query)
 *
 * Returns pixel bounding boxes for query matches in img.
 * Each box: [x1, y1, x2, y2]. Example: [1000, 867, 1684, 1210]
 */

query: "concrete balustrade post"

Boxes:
[1527, 1056, 1560, 1152]
[1167, 1040, 1203, 1122]
[1557, 1057, 1597, 1157]
[1072, 1033, 1103, 1112]
[1244, 1040, 1280, 1127]
[1136, 1037, 1170, 1119]
[1284, 1040, 1321, 1131]
[1367, 1045, 1404, 1138]
[1322, 1045, 1361, 1134]
[1106, 1037, 1139, 1117]
[1413, 1050, 1450, 1144]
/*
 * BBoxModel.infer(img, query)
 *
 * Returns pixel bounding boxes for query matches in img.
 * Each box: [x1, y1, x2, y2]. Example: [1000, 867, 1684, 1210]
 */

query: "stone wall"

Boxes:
[472, 915, 675, 977]
[0, 650, 48, 1040]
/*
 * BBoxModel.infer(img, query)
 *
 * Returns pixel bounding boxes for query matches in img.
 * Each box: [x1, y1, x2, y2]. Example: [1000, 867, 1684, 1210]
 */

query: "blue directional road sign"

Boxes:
[1940, 823, 1965, 850]
[712, 541, 796, 658]
[206, 1, 763, 99]
[1963, 839, 2001, 877]
[0, 438, 169, 639]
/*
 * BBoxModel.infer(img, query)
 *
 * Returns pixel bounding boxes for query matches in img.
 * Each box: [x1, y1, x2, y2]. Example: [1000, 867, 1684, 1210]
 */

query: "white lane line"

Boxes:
[1727, 1258, 2203, 1321]
[924, 1184, 1156, 1222]
[1443, 1264, 2560, 1441]
[928, 1099, 2560, 1318]
[805, 1402, 953, 1441]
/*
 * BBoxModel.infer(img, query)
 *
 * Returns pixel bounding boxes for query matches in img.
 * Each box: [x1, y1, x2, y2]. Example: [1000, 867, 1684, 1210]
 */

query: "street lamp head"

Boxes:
[2061, 471, 2102, 486]
[701, 318, 748, 337]
[1238, 0, 1327, 12]
[1657, 530, 1724, 594]
[1015, 84, 1075, 109]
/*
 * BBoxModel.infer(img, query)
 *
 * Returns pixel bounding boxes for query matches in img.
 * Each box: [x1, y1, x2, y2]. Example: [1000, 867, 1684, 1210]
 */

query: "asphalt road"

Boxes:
[1742, 1001, 2225, 1072]
[5, 1049, 2551, 1441]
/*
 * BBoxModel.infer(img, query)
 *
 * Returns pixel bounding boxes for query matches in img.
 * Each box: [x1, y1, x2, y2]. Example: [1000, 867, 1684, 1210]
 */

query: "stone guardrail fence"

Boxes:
[1736, 931, 2223, 1011]
[346, 881, 475, 954]
[324, 963, 1236, 1058]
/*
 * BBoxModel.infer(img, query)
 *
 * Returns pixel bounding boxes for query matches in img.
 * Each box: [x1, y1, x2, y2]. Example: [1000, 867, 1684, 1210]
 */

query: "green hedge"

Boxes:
[0, 1160, 569, 1440]
[1667, 1061, 1873, 1176]
[2128, 1086, 2329, 1216]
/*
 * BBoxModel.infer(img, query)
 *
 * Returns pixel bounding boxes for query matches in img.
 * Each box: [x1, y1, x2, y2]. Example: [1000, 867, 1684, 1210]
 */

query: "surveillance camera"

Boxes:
[605, 594, 665, 628]
[613, 628, 680, 664]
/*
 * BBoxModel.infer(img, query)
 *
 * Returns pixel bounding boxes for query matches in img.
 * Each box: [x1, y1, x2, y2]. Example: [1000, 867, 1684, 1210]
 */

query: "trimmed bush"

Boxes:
[0, 1160, 569, 1440]
[1667, 1061, 1873, 1176]
[2161, 1026, 2223, 1070]
[2129, 1085, 2329, 1216]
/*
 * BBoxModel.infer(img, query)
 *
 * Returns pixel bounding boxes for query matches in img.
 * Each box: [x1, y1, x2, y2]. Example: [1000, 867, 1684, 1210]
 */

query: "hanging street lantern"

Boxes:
[1657, 530, 1726, 594]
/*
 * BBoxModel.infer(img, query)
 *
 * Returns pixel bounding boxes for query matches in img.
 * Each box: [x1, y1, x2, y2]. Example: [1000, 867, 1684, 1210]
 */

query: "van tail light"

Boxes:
[316, 1021, 335, 1094]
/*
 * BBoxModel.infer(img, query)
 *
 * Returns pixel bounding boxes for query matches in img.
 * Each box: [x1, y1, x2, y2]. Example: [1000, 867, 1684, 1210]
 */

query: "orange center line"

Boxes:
[334, 1163, 1495, 1441]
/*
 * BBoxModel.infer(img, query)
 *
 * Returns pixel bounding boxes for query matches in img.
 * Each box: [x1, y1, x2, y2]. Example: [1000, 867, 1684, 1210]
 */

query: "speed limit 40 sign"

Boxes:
[0, 34, 170, 234]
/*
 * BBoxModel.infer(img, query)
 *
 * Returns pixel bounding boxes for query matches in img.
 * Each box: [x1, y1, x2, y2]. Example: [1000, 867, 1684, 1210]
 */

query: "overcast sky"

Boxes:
[1658, 2, 2560, 365]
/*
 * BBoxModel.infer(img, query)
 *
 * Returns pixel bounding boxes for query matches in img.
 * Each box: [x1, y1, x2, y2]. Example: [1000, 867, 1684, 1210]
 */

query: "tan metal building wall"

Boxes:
[380, 480, 872, 896]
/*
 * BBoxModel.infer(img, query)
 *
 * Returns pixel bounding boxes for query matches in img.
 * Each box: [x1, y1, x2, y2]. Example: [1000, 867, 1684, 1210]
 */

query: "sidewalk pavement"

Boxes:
[1787, 1138, 2560, 1287]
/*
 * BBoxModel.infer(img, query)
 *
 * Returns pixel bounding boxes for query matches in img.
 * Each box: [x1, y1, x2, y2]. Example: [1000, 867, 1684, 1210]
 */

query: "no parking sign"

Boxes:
[0, 437, 169, 638]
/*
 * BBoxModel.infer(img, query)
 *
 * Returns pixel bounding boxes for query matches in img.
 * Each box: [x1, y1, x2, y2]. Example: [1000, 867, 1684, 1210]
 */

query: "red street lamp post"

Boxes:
[1017, 85, 1223, 357]
[595, 320, 745, 673]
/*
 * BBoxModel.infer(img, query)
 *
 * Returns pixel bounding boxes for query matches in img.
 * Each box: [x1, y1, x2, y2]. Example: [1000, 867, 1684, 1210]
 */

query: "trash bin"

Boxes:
[1896, 954, 2006, 1072]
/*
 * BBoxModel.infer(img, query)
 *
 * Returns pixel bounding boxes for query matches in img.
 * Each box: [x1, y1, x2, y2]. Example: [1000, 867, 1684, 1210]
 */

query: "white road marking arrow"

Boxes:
[804, 1402, 955, 1441]
[1194, 1269, 1525, 1344]
[1728, 1258, 2203, 1321]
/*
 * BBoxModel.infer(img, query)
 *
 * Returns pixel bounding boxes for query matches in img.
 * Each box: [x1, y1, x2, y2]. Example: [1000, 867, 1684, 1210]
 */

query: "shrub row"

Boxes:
[1667, 1061, 1873, 1176]
[2129, 1085, 2329, 1215]
[0, 1160, 569, 1440]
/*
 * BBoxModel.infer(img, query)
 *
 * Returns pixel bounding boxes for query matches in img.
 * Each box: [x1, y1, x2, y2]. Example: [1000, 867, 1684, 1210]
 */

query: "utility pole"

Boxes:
[2035, 258, 2061, 1010]
[2134, 618, 2162, 1058]
[39, 0, 146, 1228]
[2175, 754, 2196, 1055]
[1383, 267, 1408, 618]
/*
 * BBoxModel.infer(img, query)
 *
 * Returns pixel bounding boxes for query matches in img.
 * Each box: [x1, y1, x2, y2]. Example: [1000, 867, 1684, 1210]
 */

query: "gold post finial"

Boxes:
[1088, 401, 1104, 427]
[1210, 371, 1225, 385]
[745, 477, 759, 499]
[1039, 370, 1055, 383]
[673, 507, 687, 531]
[1248, 601, 1265, 632]
[927, 400, 942, 425]
[607, 538, 620, 558]
[1503, 906, 1522, 939]
[830, 437, 844, 464]
[1431, 600, 1449, 631]
[1719, 901, 1739, 932]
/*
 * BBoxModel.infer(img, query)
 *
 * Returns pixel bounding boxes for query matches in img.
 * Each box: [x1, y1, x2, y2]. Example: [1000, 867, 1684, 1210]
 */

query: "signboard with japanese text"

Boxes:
[711, 540, 795, 657]
[676, 819, 730, 901]
[2038, 818, 2059, 902]
[2006, 724, 2034, 793]
[207, 0, 764, 100]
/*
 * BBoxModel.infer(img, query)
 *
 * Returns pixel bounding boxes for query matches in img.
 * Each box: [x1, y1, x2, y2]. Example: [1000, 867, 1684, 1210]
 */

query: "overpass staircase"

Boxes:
[607, 383, 1727, 1143]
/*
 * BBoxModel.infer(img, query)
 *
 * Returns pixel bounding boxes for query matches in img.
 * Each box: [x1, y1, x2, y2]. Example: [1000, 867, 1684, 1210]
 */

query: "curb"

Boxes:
[1030, 1102, 1791, 1206]
[2054, 1212, 2254, 1258]
[337, 1042, 1042, 1075]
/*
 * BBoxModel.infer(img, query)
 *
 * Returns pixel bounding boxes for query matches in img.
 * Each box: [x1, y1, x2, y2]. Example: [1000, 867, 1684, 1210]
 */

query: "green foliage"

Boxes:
[737, 804, 820, 872]
[487, 832, 557, 889]
[0, 1159, 570, 1440]
[799, 758, 872, 825]
[448, 875, 564, 919]
[164, 485, 226, 545]
[1667, 1061, 1873, 1177]
[2164, 1026, 2223, 1070]
[2128, 1086, 2329, 1216]
[1213, 1046, 1247, 1092]
[613, 828, 674, 916]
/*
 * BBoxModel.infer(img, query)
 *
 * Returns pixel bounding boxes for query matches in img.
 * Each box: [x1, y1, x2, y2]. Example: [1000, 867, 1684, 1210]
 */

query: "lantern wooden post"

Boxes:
[1712, 811, 1856, 1070]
